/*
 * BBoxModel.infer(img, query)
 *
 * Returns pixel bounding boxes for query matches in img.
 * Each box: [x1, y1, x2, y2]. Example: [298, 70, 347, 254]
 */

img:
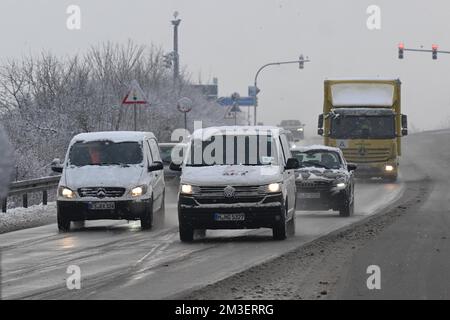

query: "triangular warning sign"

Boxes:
[122, 80, 148, 105]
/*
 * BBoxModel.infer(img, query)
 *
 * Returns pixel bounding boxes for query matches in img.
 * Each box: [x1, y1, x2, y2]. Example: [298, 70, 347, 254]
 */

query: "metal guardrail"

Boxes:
[2, 175, 61, 213]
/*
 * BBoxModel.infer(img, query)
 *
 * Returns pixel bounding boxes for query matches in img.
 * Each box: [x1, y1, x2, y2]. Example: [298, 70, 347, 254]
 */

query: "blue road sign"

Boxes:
[217, 96, 255, 106]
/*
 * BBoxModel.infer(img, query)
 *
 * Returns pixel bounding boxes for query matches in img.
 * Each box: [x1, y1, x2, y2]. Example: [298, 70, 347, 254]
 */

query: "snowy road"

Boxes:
[0, 177, 403, 299]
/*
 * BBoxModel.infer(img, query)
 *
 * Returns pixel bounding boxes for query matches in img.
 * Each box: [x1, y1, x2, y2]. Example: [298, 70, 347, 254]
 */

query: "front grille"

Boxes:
[78, 187, 126, 198]
[296, 180, 332, 191]
[193, 185, 266, 204]
[343, 148, 391, 163]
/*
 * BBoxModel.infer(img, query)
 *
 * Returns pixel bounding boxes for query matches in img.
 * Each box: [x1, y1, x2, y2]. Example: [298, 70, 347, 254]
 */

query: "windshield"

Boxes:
[330, 115, 395, 139]
[186, 134, 278, 166]
[159, 146, 174, 164]
[292, 150, 342, 170]
[68, 141, 143, 167]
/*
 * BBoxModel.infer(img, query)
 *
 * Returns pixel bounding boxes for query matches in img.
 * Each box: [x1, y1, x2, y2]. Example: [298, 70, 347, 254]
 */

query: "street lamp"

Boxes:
[171, 12, 181, 85]
[253, 55, 310, 125]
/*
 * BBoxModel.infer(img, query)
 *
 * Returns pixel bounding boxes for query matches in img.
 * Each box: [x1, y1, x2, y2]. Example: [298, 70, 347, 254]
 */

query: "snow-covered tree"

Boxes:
[0, 41, 238, 179]
[0, 125, 13, 197]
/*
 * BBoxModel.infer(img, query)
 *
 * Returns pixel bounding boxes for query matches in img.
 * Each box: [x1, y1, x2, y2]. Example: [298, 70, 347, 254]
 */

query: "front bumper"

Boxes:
[57, 199, 150, 221]
[354, 162, 398, 178]
[178, 194, 284, 229]
[296, 185, 348, 211]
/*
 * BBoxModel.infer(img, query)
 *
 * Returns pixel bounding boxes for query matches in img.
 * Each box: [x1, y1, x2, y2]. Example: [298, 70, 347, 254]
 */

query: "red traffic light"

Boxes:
[398, 42, 404, 59]
[432, 44, 438, 60]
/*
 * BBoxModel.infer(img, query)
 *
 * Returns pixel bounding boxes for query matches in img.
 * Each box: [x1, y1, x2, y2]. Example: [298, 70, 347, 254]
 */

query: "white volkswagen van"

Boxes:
[52, 131, 165, 231]
[171, 126, 300, 242]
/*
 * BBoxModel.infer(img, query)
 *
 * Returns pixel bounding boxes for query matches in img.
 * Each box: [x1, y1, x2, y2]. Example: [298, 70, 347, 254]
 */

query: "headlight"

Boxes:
[385, 165, 394, 172]
[297, 128, 304, 132]
[131, 185, 147, 197]
[267, 183, 281, 193]
[181, 184, 193, 194]
[336, 182, 346, 190]
[59, 187, 76, 199]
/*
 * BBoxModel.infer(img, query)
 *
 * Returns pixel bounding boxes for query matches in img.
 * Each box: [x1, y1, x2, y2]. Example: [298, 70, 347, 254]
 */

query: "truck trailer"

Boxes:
[317, 78, 408, 181]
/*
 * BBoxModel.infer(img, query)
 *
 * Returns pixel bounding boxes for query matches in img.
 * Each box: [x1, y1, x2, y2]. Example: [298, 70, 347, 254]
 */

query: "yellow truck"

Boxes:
[317, 78, 408, 181]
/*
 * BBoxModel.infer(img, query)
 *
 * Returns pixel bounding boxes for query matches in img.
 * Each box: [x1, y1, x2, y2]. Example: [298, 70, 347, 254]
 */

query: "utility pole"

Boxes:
[172, 12, 181, 86]
[253, 55, 310, 125]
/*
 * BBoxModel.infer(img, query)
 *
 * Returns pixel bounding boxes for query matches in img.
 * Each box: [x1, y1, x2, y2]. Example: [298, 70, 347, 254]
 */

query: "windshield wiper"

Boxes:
[301, 161, 331, 169]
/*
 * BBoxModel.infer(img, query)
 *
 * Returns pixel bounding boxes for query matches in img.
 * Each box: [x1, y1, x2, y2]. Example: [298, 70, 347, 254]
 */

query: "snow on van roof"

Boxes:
[291, 144, 341, 153]
[71, 131, 155, 143]
[191, 126, 281, 140]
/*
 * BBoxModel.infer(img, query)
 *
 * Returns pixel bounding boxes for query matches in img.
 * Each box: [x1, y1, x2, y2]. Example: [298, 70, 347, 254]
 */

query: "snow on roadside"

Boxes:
[0, 202, 56, 234]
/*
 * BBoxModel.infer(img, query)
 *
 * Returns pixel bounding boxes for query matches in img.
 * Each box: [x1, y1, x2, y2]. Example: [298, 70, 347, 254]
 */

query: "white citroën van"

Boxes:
[52, 131, 165, 231]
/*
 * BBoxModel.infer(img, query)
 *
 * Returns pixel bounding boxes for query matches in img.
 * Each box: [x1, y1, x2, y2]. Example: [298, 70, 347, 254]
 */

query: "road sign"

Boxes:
[248, 86, 259, 97]
[217, 96, 255, 106]
[122, 80, 148, 105]
[177, 97, 193, 113]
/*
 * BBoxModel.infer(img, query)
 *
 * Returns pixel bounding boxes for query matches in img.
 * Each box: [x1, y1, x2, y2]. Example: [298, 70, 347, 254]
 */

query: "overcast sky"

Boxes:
[1, 0, 449, 133]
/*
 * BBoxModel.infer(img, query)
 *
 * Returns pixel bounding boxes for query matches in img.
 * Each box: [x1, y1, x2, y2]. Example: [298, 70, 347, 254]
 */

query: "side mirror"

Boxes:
[317, 114, 324, 136]
[401, 114, 408, 129]
[169, 162, 182, 172]
[347, 163, 358, 171]
[148, 161, 163, 172]
[401, 128, 408, 136]
[51, 158, 63, 173]
[285, 158, 300, 170]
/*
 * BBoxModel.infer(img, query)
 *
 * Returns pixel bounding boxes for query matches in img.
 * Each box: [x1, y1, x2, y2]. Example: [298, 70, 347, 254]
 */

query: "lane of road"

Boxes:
[0, 177, 404, 299]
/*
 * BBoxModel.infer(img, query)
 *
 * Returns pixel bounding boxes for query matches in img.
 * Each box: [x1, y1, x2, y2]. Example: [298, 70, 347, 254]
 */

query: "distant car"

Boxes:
[171, 126, 300, 242]
[291, 145, 356, 217]
[158, 142, 186, 180]
[52, 131, 165, 231]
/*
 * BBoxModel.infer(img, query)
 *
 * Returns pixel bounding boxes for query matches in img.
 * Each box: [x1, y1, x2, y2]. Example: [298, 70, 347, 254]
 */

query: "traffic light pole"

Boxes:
[398, 43, 450, 59]
[253, 57, 310, 125]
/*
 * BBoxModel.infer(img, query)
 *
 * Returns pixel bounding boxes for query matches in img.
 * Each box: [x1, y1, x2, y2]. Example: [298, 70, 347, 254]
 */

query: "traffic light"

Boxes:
[398, 43, 404, 59]
[432, 44, 438, 60]
[299, 54, 304, 69]
[163, 53, 173, 68]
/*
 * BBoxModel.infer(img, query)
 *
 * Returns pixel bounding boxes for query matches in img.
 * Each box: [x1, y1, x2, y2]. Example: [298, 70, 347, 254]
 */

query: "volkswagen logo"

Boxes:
[223, 186, 236, 198]
[97, 188, 107, 198]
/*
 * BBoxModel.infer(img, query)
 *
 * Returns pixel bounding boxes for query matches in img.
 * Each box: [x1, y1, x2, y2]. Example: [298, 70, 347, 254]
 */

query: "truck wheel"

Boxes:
[57, 209, 71, 232]
[273, 204, 288, 240]
[179, 222, 194, 242]
[339, 196, 354, 217]
[140, 201, 153, 230]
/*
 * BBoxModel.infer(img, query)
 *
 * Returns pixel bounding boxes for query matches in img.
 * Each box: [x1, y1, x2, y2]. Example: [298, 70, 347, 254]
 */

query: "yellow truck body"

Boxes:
[318, 78, 408, 181]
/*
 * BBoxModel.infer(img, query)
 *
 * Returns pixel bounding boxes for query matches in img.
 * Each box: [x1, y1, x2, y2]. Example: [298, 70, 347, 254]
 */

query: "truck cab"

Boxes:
[318, 78, 408, 181]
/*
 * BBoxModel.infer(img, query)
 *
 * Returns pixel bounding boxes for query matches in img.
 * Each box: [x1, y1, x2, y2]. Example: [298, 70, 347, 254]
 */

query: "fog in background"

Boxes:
[1, 0, 449, 134]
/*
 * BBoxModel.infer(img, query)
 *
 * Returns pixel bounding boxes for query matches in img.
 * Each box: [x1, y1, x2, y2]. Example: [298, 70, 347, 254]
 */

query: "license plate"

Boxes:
[214, 213, 245, 221]
[298, 192, 321, 199]
[89, 202, 115, 210]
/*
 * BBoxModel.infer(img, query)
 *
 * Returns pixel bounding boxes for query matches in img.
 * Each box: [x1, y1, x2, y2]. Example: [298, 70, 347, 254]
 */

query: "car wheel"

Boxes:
[73, 221, 85, 229]
[273, 203, 288, 240]
[140, 200, 153, 230]
[339, 195, 354, 217]
[57, 207, 71, 232]
[179, 222, 194, 242]
[287, 210, 296, 236]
